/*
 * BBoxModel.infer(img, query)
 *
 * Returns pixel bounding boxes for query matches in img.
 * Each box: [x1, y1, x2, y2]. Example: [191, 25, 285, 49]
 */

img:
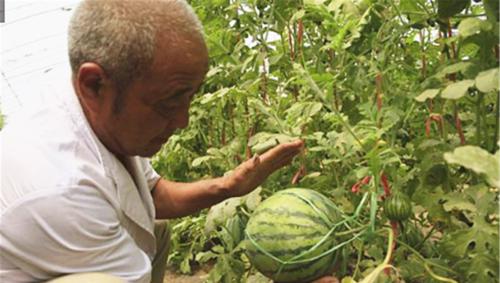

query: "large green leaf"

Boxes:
[483, 0, 499, 22]
[439, 191, 497, 259]
[436, 62, 474, 78]
[437, 0, 469, 18]
[442, 192, 476, 213]
[475, 68, 499, 93]
[415, 88, 440, 102]
[461, 253, 499, 283]
[440, 80, 475, 100]
[458, 18, 492, 38]
[204, 187, 262, 234]
[444, 146, 500, 188]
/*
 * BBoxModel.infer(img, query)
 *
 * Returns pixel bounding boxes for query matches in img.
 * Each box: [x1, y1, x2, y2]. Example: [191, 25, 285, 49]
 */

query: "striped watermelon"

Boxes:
[244, 188, 342, 283]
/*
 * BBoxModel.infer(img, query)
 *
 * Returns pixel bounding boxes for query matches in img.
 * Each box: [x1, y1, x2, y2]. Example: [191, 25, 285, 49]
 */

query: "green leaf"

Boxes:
[475, 68, 499, 93]
[442, 192, 476, 213]
[436, 62, 474, 78]
[191, 155, 214, 167]
[304, 0, 326, 6]
[291, 9, 305, 22]
[440, 80, 474, 100]
[413, 186, 450, 223]
[439, 220, 497, 259]
[327, 0, 359, 16]
[444, 146, 500, 188]
[483, 0, 500, 22]
[458, 18, 486, 38]
[415, 89, 440, 102]
[461, 253, 499, 283]
[437, 0, 469, 18]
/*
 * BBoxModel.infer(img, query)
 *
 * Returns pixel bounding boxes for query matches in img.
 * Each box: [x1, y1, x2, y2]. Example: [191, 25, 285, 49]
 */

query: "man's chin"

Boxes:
[137, 145, 163, 157]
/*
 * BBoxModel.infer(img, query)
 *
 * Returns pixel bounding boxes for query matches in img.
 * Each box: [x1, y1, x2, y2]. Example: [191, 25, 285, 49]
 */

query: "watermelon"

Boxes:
[244, 188, 343, 283]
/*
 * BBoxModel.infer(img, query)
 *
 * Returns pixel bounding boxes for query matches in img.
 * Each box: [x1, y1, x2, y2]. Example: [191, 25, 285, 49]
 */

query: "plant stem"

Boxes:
[395, 239, 457, 275]
[417, 225, 436, 250]
[424, 264, 458, 283]
[353, 242, 364, 279]
[492, 92, 500, 153]
[476, 92, 483, 146]
[454, 103, 466, 145]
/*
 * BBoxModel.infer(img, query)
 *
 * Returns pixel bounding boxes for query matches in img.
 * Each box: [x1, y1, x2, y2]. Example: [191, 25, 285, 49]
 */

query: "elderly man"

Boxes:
[0, 0, 305, 282]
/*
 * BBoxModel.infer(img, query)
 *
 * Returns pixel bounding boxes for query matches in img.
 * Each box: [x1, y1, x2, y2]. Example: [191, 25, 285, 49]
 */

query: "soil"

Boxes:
[163, 266, 211, 283]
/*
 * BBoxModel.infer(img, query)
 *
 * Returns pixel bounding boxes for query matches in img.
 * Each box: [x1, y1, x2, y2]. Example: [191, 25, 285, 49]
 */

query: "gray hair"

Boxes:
[68, 0, 204, 111]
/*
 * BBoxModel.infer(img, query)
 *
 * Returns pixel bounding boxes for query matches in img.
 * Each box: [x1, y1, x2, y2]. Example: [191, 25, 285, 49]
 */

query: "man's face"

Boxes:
[99, 36, 208, 157]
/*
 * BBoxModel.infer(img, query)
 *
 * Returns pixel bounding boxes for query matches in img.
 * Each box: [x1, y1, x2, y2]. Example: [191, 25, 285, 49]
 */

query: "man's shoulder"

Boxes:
[0, 109, 115, 212]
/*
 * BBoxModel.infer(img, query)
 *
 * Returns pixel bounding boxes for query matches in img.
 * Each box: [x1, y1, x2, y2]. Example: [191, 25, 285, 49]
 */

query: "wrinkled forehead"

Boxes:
[152, 32, 209, 75]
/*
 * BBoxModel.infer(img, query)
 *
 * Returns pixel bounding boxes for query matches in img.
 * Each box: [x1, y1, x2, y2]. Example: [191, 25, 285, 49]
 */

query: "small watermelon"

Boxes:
[383, 192, 412, 221]
[244, 188, 342, 283]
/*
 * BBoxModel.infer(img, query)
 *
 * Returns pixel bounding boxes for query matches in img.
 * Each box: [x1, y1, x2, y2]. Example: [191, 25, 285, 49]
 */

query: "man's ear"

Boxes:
[74, 63, 108, 113]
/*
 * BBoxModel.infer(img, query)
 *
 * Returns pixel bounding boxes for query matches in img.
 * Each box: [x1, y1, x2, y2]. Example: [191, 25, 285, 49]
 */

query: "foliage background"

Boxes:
[153, 0, 499, 282]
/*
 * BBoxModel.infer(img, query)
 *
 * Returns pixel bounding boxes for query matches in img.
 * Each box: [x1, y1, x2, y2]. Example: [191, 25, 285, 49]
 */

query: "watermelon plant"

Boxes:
[152, 0, 499, 282]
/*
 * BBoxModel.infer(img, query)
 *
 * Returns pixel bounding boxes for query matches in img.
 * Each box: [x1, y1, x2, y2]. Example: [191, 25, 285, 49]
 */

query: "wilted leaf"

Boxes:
[475, 68, 499, 93]
[444, 146, 500, 188]
[244, 187, 262, 211]
[441, 80, 474, 100]
[415, 89, 440, 102]
[205, 197, 241, 234]
[204, 187, 262, 234]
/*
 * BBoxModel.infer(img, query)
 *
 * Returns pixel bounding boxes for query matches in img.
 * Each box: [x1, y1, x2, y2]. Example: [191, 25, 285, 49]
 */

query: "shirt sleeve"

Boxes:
[0, 186, 151, 283]
[139, 158, 161, 191]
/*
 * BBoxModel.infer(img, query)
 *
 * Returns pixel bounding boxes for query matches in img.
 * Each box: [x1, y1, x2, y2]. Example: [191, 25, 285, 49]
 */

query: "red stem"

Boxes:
[455, 109, 466, 145]
[291, 164, 306, 184]
[297, 19, 303, 58]
[380, 173, 391, 197]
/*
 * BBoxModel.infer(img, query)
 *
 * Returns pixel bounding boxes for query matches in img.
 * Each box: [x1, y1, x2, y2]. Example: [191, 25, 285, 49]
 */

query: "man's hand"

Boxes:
[221, 139, 304, 197]
[153, 140, 303, 219]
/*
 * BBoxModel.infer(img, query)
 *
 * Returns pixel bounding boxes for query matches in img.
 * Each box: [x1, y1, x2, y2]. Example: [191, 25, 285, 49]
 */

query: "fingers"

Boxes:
[252, 154, 261, 166]
[260, 140, 303, 170]
[261, 139, 303, 161]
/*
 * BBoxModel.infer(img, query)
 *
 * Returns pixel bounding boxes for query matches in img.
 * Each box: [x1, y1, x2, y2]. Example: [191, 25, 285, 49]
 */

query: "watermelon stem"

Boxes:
[354, 192, 369, 218]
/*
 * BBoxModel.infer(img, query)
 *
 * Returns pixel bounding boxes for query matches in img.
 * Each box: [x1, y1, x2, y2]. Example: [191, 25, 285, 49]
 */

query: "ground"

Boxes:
[163, 266, 210, 283]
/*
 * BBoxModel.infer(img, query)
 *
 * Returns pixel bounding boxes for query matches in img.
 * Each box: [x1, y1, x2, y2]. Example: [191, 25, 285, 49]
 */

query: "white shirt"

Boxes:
[0, 79, 161, 283]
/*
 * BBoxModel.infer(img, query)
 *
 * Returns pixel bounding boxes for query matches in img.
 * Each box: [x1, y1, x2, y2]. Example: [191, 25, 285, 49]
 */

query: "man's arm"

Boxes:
[152, 140, 303, 219]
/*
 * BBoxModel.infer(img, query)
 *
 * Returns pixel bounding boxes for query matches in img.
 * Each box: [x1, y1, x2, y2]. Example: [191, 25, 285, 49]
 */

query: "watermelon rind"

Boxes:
[244, 188, 343, 283]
